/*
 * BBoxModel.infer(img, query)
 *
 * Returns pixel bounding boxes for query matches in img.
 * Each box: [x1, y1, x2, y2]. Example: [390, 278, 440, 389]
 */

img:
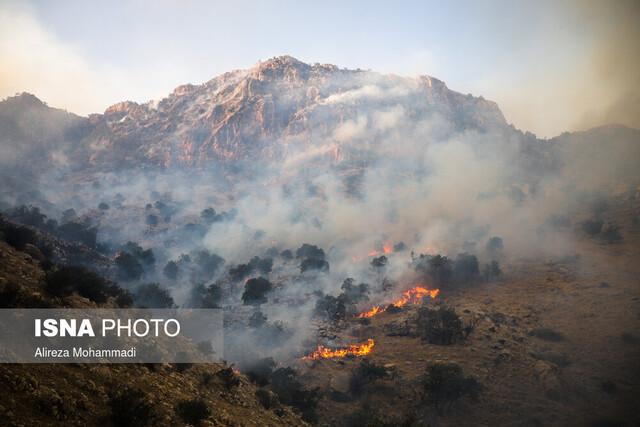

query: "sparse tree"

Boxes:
[422, 363, 481, 413]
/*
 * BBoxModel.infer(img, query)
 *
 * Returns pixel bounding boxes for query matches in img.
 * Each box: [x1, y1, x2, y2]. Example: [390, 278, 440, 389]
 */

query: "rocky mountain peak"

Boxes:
[1, 92, 48, 111]
[1, 57, 512, 171]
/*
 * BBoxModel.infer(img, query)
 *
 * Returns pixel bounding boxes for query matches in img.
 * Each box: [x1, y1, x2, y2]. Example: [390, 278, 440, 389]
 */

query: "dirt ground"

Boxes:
[299, 228, 640, 426]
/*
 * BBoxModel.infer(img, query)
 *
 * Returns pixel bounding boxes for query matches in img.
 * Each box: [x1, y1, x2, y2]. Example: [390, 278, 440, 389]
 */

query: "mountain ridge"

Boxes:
[0, 56, 637, 178]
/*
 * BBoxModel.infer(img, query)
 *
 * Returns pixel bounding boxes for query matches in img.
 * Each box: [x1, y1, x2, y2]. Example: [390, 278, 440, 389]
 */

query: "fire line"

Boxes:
[302, 339, 375, 360]
[356, 286, 440, 318]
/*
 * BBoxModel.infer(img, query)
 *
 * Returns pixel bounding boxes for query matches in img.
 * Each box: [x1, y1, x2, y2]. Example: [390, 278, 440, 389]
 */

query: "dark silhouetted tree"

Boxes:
[175, 399, 210, 427]
[416, 305, 464, 345]
[134, 283, 174, 308]
[422, 363, 481, 413]
[242, 277, 273, 305]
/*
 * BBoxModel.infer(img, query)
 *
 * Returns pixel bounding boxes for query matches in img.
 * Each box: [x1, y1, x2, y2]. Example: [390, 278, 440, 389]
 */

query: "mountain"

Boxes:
[0, 93, 91, 201]
[1, 56, 508, 171]
[1, 56, 638, 198]
[89, 55, 507, 168]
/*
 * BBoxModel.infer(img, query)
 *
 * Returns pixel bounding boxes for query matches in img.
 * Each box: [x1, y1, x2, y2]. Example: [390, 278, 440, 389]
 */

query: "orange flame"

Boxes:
[303, 339, 375, 360]
[357, 286, 440, 318]
[367, 242, 394, 258]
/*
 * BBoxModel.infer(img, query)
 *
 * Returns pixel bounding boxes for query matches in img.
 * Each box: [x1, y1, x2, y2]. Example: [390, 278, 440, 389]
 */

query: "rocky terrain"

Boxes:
[300, 203, 640, 426]
[1, 56, 526, 176]
[0, 234, 307, 427]
[1, 56, 639, 426]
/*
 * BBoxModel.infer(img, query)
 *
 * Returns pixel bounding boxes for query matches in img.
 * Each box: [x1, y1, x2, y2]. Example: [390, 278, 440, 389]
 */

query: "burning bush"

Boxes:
[269, 367, 320, 423]
[175, 398, 211, 426]
[416, 305, 464, 345]
[422, 363, 481, 414]
[108, 387, 157, 427]
[134, 283, 175, 308]
[242, 277, 273, 305]
[349, 359, 388, 394]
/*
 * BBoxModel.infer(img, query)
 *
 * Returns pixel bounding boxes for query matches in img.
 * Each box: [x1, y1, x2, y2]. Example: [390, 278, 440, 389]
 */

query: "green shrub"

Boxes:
[482, 260, 502, 282]
[300, 257, 330, 273]
[453, 253, 479, 284]
[529, 327, 565, 342]
[175, 398, 210, 426]
[1, 222, 37, 250]
[314, 294, 347, 321]
[349, 359, 387, 394]
[163, 260, 179, 279]
[245, 357, 277, 386]
[109, 387, 156, 427]
[45, 265, 122, 304]
[422, 363, 481, 413]
[255, 388, 280, 410]
[57, 221, 97, 248]
[269, 367, 319, 423]
[242, 277, 273, 305]
[134, 283, 175, 308]
[115, 252, 143, 281]
[416, 305, 464, 345]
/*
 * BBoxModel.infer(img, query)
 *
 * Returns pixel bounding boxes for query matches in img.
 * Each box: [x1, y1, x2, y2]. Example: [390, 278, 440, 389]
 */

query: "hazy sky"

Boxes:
[0, 0, 638, 137]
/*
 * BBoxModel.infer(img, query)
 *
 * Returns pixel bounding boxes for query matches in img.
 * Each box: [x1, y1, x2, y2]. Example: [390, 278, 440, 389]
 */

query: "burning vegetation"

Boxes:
[303, 339, 375, 360]
[357, 286, 440, 318]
